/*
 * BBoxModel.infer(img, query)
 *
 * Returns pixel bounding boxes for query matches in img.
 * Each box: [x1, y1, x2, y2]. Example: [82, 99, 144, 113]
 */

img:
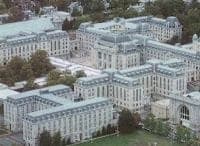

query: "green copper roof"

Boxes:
[0, 17, 55, 38]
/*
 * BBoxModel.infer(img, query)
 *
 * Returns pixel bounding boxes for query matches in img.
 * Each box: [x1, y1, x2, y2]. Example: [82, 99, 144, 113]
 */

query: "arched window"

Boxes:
[180, 106, 189, 120]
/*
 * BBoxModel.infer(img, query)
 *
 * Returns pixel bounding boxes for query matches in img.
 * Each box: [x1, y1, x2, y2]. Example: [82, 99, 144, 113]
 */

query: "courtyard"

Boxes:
[76, 130, 186, 146]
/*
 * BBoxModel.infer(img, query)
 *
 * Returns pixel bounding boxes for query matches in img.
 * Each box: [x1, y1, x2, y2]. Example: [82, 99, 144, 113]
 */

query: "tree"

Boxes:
[0, 66, 15, 86]
[143, 114, 156, 131]
[107, 124, 112, 134]
[176, 125, 191, 144]
[50, 0, 67, 11]
[30, 50, 54, 77]
[8, 6, 25, 22]
[39, 130, 52, 146]
[20, 63, 34, 81]
[66, 138, 71, 145]
[0, 104, 4, 115]
[132, 112, 141, 129]
[71, 8, 82, 17]
[96, 130, 101, 137]
[52, 132, 62, 146]
[61, 138, 67, 146]
[111, 0, 139, 10]
[58, 75, 77, 90]
[78, 0, 104, 14]
[102, 126, 107, 135]
[47, 70, 61, 85]
[118, 109, 135, 134]
[62, 18, 76, 31]
[23, 78, 38, 91]
[7, 57, 26, 82]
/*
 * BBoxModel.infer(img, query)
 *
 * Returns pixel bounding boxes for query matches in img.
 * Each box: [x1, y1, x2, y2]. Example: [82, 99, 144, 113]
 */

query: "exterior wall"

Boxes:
[151, 101, 169, 119]
[169, 96, 200, 132]
[74, 77, 147, 113]
[3, 97, 58, 132]
[3, 85, 72, 132]
[144, 45, 200, 82]
[77, 16, 182, 56]
[75, 59, 187, 114]
[0, 31, 70, 65]
[23, 99, 114, 146]
[92, 48, 140, 70]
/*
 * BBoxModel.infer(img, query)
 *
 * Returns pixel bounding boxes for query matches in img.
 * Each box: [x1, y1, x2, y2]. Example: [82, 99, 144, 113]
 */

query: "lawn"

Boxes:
[76, 130, 186, 146]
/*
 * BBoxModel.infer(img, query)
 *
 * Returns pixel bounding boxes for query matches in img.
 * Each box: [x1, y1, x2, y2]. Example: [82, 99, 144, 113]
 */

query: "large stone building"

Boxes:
[4, 85, 115, 146]
[0, 9, 70, 65]
[77, 17, 199, 83]
[74, 59, 187, 113]
[77, 16, 182, 56]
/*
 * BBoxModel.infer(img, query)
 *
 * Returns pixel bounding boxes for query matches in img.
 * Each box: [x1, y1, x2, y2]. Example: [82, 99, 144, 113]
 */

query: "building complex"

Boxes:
[74, 59, 187, 113]
[0, 8, 71, 66]
[1, 12, 200, 145]
[76, 17, 199, 82]
[4, 85, 115, 146]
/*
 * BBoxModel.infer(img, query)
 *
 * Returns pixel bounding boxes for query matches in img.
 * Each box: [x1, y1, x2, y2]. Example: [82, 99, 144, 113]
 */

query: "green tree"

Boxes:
[176, 125, 191, 144]
[7, 57, 26, 82]
[23, 78, 38, 91]
[66, 138, 71, 145]
[78, 0, 104, 14]
[30, 50, 54, 77]
[143, 114, 156, 132]
[58, 75, 77, 90]
[47, 70, 61, 85]
[0, 104, 4, 115]
[61, 138, 67, 146]
[118, 109, 135, 134]
[20, 63, 34, 81]
[0, 66, 15, 86]
[52, 132, 62, 146]
[106, 124, 113, 134]
[102, 126, 107, 135]
[8, 6, 25, 22]
[71, 8, 82, 17]
[132, 112, 141, 129]
[39, 130, 52, 146]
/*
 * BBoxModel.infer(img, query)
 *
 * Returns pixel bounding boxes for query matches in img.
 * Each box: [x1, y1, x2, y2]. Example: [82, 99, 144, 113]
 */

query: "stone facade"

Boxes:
[4, 85, 115, 146]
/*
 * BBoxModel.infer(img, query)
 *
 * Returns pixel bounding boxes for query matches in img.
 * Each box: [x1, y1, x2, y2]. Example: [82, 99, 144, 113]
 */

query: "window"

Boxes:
[180, 106, 189, 120]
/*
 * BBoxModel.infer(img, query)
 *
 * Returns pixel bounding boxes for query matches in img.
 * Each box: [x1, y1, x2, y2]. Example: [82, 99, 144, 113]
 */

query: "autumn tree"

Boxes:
[118, 109, 135, 134]
[8, 6, 25, 22]
[30, 50, 54, 77]
[47, 70, 61, 85]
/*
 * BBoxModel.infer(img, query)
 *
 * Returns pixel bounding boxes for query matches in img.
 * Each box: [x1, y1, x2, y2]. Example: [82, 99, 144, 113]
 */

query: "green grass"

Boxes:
[76, 130, 186, 146]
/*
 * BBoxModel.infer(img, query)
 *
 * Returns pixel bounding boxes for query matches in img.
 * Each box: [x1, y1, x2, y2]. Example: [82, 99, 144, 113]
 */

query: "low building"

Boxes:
[151, 99, 170, 119]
